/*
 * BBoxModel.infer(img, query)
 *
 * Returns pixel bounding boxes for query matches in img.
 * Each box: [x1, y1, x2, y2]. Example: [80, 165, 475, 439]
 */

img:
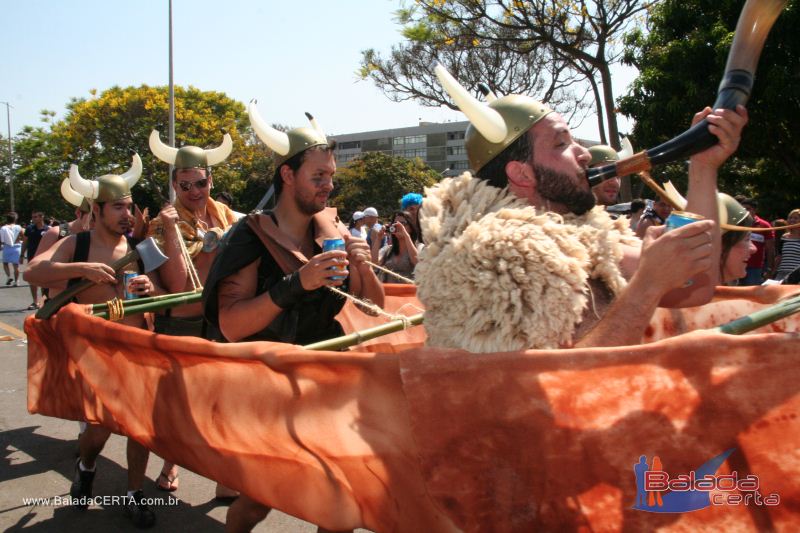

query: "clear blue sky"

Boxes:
[1, 0, 635, 140]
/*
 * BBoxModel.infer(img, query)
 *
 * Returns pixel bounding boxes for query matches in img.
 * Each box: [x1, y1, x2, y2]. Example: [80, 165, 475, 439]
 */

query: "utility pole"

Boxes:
[1, 102, 13, 212]
[168, 0, 176, 202]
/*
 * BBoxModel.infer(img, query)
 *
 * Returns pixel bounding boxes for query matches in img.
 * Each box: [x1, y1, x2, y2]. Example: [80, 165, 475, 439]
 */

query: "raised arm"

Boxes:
[151, 205, 190, 293]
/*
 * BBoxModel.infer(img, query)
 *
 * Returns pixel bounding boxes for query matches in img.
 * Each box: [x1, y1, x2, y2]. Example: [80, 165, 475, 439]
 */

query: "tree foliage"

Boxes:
[361, 0, 654, 148]
[619, 0, 799, 218]
[0, 85, 277, 221]
[331, 152, 440, 221]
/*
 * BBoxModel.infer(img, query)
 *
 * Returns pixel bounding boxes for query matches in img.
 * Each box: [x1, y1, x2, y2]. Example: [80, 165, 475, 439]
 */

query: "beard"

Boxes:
[533, 164, 596, 215]
[294, 189, 326, 216]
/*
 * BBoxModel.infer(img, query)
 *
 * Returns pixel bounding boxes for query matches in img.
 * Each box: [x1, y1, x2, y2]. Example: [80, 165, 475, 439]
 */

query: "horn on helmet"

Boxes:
[433, 62, 507, 143]
[304, 112, 326, 137]
[60, 178, 85, 207]
[204, 131, 233, 166]
[69, 164, 99, 200]
[119, 153, 143, 188]
[618, 137, 634, 159]
[248, 100, 290, 155]
[149, 130, 179, 165]
[477, 82, 498, 103]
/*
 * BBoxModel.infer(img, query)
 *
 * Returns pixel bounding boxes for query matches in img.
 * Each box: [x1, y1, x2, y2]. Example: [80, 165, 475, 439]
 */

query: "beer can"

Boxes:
[665, 211, 704, 232]
[123, 271, 138, 300]
[322, 237, 346, 280]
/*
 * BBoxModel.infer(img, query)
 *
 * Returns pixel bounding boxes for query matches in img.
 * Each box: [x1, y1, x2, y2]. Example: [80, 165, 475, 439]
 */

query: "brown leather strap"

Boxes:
[245, 215, 303, 275]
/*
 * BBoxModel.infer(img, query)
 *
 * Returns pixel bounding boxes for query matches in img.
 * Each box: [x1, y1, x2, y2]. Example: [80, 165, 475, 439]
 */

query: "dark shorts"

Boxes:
[154, 314, 205, 337]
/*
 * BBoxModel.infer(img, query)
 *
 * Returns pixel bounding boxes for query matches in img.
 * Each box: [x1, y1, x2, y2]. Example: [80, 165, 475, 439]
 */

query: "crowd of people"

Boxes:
[5, 63, 799, 531]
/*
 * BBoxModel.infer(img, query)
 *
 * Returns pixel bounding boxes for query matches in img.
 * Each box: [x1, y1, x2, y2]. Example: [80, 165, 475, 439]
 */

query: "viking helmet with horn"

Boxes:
[69, 153, 143, 203]
[589, 138, 634, 168]
[247, 100, 329, 168]
[661, 182, 750, 234]
[60, 178, 91, 213]
[433, 63, 553, 172]
[149, 130, 233, 170]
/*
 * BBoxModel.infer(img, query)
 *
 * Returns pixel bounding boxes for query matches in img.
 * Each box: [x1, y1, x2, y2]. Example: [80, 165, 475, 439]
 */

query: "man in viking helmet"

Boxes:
[147, 129, 238, 493]
[588, 142, 633, 207]
[24, 154, 159, 528]
[414, 64, 748, 353]
[202, 102, 384, 532]
[35, 179, 93, 258]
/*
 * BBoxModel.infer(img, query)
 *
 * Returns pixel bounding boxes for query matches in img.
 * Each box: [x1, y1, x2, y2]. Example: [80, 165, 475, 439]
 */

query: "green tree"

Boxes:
[49, 85, 274, 214]
[332, 152, 440, 220]
[361, 1, 654, 150]
[619, 0, 799, 218]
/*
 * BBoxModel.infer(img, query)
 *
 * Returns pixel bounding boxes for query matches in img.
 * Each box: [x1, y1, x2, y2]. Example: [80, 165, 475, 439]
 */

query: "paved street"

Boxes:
[0, 276, 356, 532]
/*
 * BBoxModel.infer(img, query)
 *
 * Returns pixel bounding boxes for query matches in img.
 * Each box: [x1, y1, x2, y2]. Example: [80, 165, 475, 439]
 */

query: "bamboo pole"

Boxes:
[715, 293, 800, 335]
[303, 313, 424, 351]
[91, 290, 200, 312]
[95, 292, 203, 319]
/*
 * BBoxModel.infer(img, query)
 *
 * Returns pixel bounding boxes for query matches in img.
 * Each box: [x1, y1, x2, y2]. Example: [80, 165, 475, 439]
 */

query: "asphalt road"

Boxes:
[0, 275, 360, 532]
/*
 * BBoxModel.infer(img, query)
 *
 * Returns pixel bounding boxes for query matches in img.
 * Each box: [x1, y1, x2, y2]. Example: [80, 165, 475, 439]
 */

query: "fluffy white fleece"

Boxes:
[416, 173, 640, 353]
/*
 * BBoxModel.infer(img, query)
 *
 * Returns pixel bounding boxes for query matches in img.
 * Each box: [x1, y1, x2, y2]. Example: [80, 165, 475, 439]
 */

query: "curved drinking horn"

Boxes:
[69, 164, 99, 200]
[304, 112, 326, 137]
[433, 62, 507, 143]
[588, 0, 788, 186]
[248, 100, 290, 155]
[119, 153, 143, 188]
[60, 178, 85, 207]
[149, 130, 179, 164]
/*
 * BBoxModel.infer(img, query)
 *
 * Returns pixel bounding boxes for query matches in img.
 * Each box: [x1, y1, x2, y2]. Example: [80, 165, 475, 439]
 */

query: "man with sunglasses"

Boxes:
[147, 130, 239, 494]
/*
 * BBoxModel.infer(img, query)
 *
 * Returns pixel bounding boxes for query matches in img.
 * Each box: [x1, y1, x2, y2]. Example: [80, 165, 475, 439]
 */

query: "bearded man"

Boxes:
[415, 65, 748, 353]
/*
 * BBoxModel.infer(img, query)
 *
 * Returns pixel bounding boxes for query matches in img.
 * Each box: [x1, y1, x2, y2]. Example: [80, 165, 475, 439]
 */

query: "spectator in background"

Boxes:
[372, 211, 423, 283]
[1, 212, 23, 286]
[771, 217, 788, 268]
[363, 206, 383, 247]
[738, 197, 774, 285]
[629, 199, 646, 233]
[349, 211, 367, 239]
[21, 211, 51, 309]
[773, 209, 800, 283]
[718, 194, 756, 285]
[635, 196, 672, 239]
[400, 193, 424, 240]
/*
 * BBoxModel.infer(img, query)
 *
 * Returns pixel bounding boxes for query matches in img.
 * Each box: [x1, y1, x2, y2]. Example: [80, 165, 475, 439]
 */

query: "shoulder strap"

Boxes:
[67, 232, 91, 289]
[72, 231, 91, 263]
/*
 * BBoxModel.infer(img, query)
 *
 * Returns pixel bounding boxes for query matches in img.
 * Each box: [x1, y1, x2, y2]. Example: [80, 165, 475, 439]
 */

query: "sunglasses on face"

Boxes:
[177, 178, 209, 192]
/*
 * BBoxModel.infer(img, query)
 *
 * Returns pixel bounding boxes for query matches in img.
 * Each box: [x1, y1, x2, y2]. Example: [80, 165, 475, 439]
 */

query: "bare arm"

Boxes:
[576, 221, 716, 348]
[34, 227, 61, 258]
[664, 105, 749, 306]
[345, 234, 385, 309]
[23, 235, 115, 288]
[152, 205, 190, 293]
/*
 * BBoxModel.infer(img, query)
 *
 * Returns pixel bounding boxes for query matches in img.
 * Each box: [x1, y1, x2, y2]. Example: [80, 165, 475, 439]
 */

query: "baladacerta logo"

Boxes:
[633, 449, 780, 512]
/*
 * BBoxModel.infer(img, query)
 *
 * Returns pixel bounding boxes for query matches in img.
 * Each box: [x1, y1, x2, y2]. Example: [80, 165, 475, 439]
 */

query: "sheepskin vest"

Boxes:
[416, 173, 640, 353]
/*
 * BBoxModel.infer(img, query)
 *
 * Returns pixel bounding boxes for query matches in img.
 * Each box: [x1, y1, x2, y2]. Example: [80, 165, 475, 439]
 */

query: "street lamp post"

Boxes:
[167, 0, 176, 202]
[1, 102, 13, 212]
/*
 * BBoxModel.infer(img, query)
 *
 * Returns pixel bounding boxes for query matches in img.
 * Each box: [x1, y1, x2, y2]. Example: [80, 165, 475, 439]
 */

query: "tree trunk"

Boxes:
[599, 63, 628, 201]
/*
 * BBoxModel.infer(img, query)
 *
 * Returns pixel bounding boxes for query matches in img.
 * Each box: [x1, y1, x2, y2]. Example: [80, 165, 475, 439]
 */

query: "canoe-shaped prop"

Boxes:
[26, 285, 800, 531]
